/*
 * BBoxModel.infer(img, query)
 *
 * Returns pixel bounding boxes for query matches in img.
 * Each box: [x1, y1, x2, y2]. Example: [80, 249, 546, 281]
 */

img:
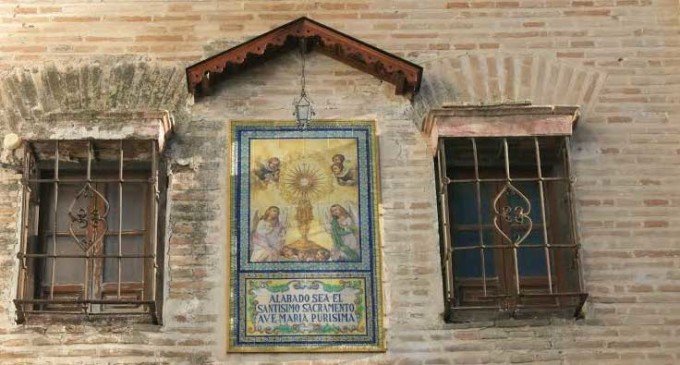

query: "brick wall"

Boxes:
[0, 0, 679, 364]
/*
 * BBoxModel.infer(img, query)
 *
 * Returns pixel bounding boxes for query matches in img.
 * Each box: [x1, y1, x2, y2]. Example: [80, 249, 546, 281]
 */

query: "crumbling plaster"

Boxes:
[0, 58, 191, 136]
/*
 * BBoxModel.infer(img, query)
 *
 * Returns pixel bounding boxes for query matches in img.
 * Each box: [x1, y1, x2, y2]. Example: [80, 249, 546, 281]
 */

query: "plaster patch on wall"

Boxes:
[48, 125, 138, 141]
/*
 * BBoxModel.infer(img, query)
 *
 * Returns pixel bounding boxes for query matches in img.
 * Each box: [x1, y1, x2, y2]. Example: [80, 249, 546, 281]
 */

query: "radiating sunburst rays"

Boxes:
[279, 157, 333, 205]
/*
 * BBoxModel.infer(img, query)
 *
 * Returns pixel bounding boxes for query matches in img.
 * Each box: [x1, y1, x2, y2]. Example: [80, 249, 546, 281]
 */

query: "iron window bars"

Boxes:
[15, 139, 163, 323]
[436, 136, 587, 322]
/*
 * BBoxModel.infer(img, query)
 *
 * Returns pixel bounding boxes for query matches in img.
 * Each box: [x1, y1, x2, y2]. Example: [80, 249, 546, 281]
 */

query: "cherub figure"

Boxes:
[254, 157, 281, 185]
[330, 154, 356, 186]
[280, 246, 300, 261]
[314, 249, 331, 262]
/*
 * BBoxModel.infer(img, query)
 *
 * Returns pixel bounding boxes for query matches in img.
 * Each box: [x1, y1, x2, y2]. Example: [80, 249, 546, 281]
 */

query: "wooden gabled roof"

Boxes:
[185, 17, 423, 98]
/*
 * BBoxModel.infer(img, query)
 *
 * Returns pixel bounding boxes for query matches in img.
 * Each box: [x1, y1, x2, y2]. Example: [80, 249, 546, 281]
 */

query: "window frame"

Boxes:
[14, 139, 165, 324]
[436, 135, 587, 322]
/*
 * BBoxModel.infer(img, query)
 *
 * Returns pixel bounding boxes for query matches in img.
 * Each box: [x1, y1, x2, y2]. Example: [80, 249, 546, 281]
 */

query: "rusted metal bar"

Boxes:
[452, 243, 578, 251]
[86, 141, 92, 182]
[17, 147, 32, 305]
[20, 253, 155, 259]
[149, 141, 159, 303]
[118, 140, 124, 299]
[502, 138, 520, 295]
[437, 139, 454, 306]
[471, 138, 488, 297]
[534, 137, 553, 294]
[15, 299, 155, 304]
[50, 140, 59, 300]
[564, 137, 585, 294]
[27, 178, 150, 183]
[82, 141, 92, 302]
[42, 230, 145, 236]
[450, 176, 567, 183]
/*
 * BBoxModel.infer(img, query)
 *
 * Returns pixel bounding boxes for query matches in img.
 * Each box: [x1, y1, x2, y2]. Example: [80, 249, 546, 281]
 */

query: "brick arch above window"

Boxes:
[0, 60, 190, 129]
[414, 53, 606, 130]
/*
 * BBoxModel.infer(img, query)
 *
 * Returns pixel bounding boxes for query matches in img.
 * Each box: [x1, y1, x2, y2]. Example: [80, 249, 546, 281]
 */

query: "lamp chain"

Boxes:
[300, 39, 306, 97]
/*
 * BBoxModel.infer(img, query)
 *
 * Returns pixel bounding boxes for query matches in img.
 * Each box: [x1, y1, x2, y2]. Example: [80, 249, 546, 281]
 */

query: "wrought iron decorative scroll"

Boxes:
[68, 182, 110, 252]
[492, 182, 533, 246]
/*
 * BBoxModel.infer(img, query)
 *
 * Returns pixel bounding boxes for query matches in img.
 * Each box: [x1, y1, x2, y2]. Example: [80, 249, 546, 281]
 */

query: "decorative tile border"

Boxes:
[228, 121, 384, 352]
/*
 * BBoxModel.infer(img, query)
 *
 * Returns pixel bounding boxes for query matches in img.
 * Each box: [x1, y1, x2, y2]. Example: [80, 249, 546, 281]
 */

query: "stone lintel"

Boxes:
[422, 104, 580, 155]
[21, 111, 174, 152]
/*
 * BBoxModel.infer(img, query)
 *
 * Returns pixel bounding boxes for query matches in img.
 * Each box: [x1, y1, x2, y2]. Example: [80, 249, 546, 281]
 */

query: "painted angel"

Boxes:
[249, 206, 288, 262]
[322, 202, 360, 261]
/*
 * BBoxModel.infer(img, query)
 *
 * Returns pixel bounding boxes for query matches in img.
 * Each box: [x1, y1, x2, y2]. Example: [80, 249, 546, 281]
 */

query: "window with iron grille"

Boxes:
[14, 139, 165, 323]
[435, 136, 587, 322]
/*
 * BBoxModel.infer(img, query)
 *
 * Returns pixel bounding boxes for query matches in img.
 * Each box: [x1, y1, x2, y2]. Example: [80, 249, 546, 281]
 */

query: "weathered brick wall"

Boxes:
[0, 1, 679, 364]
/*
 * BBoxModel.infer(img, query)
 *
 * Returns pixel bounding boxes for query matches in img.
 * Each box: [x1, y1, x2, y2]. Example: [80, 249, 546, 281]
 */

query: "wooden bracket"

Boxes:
[186, 17, 423, 98]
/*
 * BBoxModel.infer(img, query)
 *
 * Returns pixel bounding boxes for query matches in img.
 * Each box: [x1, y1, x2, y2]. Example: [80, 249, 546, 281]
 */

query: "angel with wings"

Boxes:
[322, 203, 360, 261]
[250, 206, 288, 262]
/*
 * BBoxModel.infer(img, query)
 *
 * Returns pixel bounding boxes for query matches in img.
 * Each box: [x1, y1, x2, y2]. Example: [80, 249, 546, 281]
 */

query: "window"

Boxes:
[14, 140, 165, 323]
[436, 136, 586, 322]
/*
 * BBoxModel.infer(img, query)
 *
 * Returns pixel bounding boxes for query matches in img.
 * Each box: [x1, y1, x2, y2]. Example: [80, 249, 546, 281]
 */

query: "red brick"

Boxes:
[644, 220, 668, 228]
[135, 35, 184, 42]
[53, 16, 100, 22]
[557, 51, 584, 58]
[107, 16, 152, 22]
[607, 341, 660, 348]
[563, 9, 611, 16]
[14, 7, 37, 14]
[571, 41, 595, 47]
[38, 6, 62, 13]
[479, 43, 500, 49]
[643, 199, 669, 206]
[607, 116, 633, 123]
[454, 43, 477, 50]
[446, 2, 470, 8]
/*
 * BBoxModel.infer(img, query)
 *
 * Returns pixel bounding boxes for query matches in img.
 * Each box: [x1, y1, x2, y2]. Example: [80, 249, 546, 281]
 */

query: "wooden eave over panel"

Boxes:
[185, 17, 423, 98]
